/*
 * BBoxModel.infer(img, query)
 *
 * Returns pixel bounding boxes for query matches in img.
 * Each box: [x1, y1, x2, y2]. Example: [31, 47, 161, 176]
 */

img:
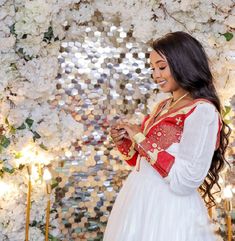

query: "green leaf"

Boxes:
[48, 234, 60, 241]
[16, 48, 33, 61]
[4, 118, 15, 133]
[32, 131, 41, 141]
[222, 105, 232, 118]
[25, 118, 34, 128]
[10, 63, 17, 70]
[2, 167, 15, 174]
[9, 126, 16, 134]
[18, 164, 25, 170]
[5, 118, 9, 125]
[51, 179, 59, 189]
[17, 123, 26, 130]
[9, 23, 16, 36]
[225, 105, 231, 113]
[30, 220, 38, 227]
[222, 32, 233, 41]
[224, 119, 231, 125]
[0, 135, 10, 148]
[0, 169, 4, 177]
[39, 143, 48, 151]
[43, 26, 54, 43]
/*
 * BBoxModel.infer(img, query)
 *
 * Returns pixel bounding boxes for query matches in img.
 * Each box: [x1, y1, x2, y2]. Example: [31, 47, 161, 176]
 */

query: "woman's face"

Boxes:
[150, 50, 180, 93]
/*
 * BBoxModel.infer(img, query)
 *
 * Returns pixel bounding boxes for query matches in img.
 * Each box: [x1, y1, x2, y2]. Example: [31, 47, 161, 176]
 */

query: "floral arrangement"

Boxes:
[0, 0, 234, 240]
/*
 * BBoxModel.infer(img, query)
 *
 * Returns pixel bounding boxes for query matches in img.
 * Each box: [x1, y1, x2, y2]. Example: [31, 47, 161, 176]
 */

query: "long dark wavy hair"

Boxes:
[152, 31, 231, 207]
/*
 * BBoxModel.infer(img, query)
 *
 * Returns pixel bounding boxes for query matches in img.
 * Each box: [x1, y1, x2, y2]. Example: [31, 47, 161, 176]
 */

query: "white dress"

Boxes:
[103, 102, 220, 241]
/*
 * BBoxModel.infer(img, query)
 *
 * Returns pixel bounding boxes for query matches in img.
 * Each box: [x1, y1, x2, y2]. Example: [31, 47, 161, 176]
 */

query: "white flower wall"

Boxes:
[0, 0, 234, 240]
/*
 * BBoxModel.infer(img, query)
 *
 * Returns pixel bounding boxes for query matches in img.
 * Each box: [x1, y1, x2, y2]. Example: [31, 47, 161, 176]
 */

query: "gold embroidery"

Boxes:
[144, 98, 171, 134]
[176, 117, 182, 125]
[133, 132, 146, 144]
[121, 142, 136, 160]
[144, 100, 212, 135]
[147, 149, 162, 165]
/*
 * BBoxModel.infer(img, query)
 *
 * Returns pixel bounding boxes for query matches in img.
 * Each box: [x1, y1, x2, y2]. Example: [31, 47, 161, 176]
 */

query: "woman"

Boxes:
[103, 31, 230, 241]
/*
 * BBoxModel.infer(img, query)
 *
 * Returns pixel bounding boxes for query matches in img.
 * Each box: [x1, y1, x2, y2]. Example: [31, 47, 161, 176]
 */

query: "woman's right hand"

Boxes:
[110, 125, 129, 145]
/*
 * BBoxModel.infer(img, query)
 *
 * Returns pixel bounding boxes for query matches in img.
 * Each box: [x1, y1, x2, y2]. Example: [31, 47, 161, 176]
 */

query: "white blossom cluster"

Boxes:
[0, 0, 234, 239]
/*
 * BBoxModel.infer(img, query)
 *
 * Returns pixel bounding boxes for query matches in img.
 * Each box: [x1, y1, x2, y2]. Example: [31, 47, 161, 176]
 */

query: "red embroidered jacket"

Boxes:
[116, 98, 222, 178]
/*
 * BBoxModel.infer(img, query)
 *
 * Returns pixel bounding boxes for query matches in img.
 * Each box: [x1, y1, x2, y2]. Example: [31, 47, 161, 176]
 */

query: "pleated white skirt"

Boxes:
[103, 157, 217, 241]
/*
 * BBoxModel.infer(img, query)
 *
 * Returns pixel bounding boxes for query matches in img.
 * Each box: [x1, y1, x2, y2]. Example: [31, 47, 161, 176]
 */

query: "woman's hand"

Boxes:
[110, 125, 129, 145]
[115, 121, 142, 141]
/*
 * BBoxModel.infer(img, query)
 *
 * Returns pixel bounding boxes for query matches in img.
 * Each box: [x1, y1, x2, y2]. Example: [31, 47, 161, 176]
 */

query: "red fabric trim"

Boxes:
[136, 106, 199, 177]
[125, 152, 138, 166]
[116, 138, 133, 156]
[136, 99, 220, 177]
[141, 115, 150, 131]
[152, 151, 175, 177]
[145, 98, 215, 132]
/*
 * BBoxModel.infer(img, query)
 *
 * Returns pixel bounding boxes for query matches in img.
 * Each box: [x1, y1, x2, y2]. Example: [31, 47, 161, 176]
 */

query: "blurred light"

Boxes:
[215, 197, 222, 203]
[0, 182, 11, 196]
[223, 185, 233, 199]
[31, 165, 39, 180]
[43, 168, 52, 181]
[218, 176, 224, 184]
[65, 150, 72, 158]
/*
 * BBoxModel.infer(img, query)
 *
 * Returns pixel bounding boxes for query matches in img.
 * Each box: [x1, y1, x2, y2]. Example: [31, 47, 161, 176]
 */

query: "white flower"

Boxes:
[0, 0, 7, 7]
[15, 0, 51, 38]
[211, 0, 234, 13]
[28, 227, 44, 241]
[131, 11, 156, 42]
[31, 103, 56, 122]
[72, 3, 95, 23]
[16, 35, 45, 57]
[60, 112, 84, 136]
[39, 41, 61, 57]
[17, 57, 59, 100]
[0, 37, 16, 52]
[7, 107, 30, 127]
[0, 55, 20, 94]
[225, 15, 235, 28]
[180, 0, 199, 12]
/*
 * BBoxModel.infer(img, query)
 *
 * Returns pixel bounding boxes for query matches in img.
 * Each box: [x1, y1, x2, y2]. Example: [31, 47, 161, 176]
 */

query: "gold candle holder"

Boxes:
[25, 165, 32, 241]
[43, 168, 52, 241]
[224, 199, 232, 241]
[45, 184, 51, 241]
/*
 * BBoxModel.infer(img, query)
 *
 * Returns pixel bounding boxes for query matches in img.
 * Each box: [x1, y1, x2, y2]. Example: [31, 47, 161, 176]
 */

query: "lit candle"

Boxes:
[25, 165, 32, 241]
[43, 168, 52, 241]
[223, 185, 233, 241]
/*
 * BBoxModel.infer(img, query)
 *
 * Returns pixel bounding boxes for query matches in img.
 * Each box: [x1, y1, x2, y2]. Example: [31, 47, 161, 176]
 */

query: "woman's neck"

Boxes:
[172, 88, 191, 101]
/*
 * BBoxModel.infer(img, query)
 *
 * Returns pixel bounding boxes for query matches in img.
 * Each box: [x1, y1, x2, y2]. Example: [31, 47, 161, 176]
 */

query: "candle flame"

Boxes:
[43, 168, 52, 181]
[0, 182, 10, 196]
[223, 185, 233, 199]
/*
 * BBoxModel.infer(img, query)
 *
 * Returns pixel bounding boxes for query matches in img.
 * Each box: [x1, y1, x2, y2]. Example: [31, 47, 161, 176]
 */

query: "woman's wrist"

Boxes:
[133, 132, 146, 144]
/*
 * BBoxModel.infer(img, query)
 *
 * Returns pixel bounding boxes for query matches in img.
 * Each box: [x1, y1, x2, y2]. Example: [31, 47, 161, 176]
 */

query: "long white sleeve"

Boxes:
[165, 102, 219, 196]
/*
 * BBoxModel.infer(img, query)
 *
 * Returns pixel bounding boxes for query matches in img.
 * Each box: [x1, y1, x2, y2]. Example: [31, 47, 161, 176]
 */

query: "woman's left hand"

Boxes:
[116, 121, 142, 140]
